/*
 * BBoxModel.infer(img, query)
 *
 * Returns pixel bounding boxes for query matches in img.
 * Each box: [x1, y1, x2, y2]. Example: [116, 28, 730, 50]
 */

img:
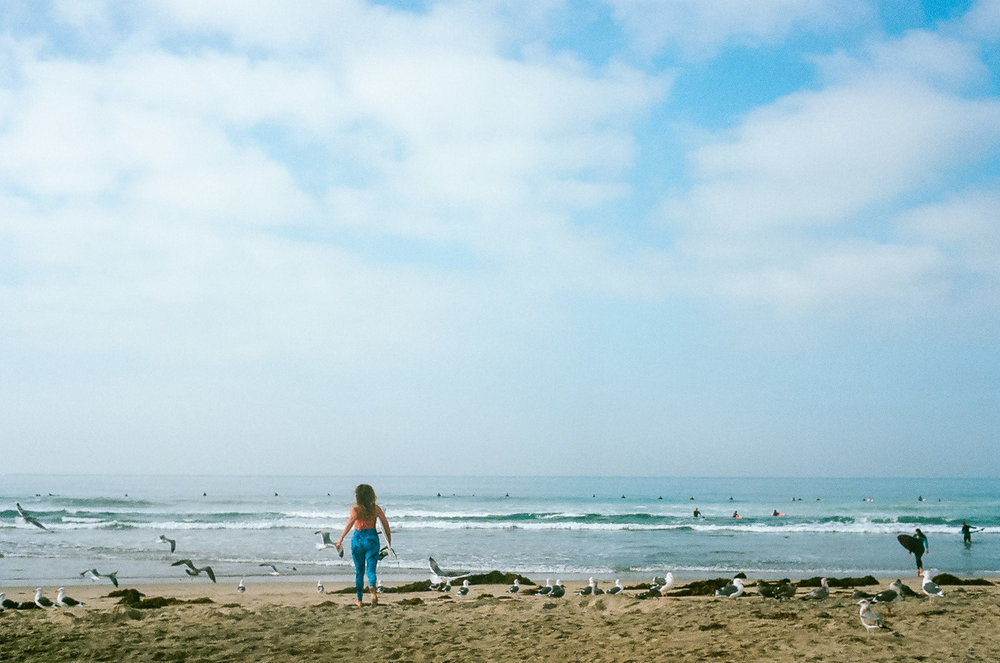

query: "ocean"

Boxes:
[2, 475, 998, 588]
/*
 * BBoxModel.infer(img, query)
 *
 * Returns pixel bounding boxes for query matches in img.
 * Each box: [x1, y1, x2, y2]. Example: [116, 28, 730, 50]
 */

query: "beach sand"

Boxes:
[2, 579, 998, 662]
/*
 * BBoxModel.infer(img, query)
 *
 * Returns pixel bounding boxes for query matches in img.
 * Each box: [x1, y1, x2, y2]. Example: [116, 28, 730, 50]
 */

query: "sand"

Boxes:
[2, 579, 998, 662]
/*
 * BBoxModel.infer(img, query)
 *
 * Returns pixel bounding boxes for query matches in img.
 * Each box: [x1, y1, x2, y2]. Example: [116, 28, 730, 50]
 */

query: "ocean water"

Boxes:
[2, 475, 998, 587]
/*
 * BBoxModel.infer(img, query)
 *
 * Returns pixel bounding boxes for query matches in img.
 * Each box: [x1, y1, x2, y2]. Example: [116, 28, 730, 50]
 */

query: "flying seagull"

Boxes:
[81, 569, 119, 587]
[16, 503, 48, 531]
[428, 556, 471, 589]
[158, 535, 177, 553]
[56, 587, 83, 607]
[314, 531, 337, 551]
[260, 563, 281, 576]
[172, 559, 217, 583]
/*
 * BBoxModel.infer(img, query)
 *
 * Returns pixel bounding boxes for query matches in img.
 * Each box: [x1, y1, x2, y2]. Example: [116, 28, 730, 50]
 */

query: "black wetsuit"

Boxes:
[962, 523, 973, 545]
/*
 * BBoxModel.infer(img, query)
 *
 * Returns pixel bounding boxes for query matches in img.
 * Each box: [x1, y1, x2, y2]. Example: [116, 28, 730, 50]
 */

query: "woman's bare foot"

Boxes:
[370, 587, 379, 605]
[354, 599, 363, 607]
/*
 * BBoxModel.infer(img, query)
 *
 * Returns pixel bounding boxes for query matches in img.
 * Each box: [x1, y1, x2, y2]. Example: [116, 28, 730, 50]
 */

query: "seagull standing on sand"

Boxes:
[857, 599, 889, 637]
[577, 578, 595, 596]
[81, 569, 119, 587]
[457, 580, 471, 597]
[376, 580, 384, 594]
[16, 503, 48, 531]
[2, 592, 19, 609]
[715, 577, 744, 598]
[872, 586, 900, 614]
[507, 579, 520, 594]
[238, 578, 246, 593]
[550, 580, 566, 598]
[34, 588, 54, 608]
[538, 579, 553, 596]
[801, 578, 829, 600]
[921, 570, 945, 598]
[158, 535, 177, 553]
[172, 559, 217, 583]
[316, 580, 324, 593]
[56, 587, 83, 607]
[607, 579, 624, 595]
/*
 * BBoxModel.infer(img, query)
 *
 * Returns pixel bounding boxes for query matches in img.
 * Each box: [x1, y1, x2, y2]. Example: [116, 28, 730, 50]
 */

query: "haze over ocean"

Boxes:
[4, 475, 998, 587]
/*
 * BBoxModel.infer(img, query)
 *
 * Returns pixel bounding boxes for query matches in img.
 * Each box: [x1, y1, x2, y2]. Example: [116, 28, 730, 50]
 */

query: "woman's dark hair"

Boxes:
[355, 484, 377, 519]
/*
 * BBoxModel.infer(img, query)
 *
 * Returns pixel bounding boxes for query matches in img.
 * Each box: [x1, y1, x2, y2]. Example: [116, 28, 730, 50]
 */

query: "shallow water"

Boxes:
[2, 474, 998, 586]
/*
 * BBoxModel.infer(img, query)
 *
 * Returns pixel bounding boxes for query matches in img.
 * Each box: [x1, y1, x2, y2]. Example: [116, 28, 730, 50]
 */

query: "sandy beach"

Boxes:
[2, 578, 998, 662]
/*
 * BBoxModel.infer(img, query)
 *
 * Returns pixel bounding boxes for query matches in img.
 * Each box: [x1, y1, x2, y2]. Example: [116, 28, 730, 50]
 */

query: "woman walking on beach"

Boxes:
[336, 484, 391, 607]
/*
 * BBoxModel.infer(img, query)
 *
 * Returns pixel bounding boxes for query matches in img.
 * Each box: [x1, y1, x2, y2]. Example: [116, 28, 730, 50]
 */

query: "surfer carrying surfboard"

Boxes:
[897, 528, 930, 576]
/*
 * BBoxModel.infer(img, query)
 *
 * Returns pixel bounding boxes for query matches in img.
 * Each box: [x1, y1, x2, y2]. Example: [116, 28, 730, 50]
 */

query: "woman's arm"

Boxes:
[336, 507, 358, 549]
[377, 506, 391, 547]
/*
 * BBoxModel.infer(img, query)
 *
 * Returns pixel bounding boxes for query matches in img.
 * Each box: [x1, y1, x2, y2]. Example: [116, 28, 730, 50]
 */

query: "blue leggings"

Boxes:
[351, 528, 380, 600]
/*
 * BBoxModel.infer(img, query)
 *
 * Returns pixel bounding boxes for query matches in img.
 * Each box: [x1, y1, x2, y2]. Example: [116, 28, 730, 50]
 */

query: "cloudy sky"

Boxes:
[2, 0, 998, 477]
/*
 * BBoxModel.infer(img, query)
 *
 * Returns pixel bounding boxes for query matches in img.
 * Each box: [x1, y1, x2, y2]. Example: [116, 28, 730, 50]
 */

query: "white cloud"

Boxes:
[660, 28, 1000, 310]
[608, 0, 871, 58]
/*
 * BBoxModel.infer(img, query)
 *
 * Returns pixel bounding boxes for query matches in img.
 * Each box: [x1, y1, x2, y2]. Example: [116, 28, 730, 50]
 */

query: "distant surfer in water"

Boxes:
[732, 511, 742, 519]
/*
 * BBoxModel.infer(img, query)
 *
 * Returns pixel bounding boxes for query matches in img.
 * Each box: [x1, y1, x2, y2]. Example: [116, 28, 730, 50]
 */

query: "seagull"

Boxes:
[81, 569, 119, 587]
[457, 579, 471, 597]
[172, 559, 217, 583]
[34, 588, 55, 608]
[659, 572, 676, 597]
[549, 580, 566, 598]
[1, 592, 18, 609]
[507, 579, 520, 594]
[715, 577, 744, 598]
[592, 579, 604, 595]
[577, 578, 595, 596]
[16, 503, 48, 531]
[538, 579, 553, 596]
[376, 580, 384, 594]
[238, 578, 246, 593]
[260, 563, 281, 576]
[802, 577, 829, 600]
[921, 570, 944, 598]
[316, 580, 324, 593]
[891, 579, 920, 599]
[857, 599, 889, 637]
[650, 575, 667, 590]
[428, 556, 470, 590]
[872, 586, 900, 614]
[777, 579, 797, 600]
[56, 587, 83, 607]
[314, 531, 337, 551]
[607, 579, 624, 595]
[158, 535, 177, 553]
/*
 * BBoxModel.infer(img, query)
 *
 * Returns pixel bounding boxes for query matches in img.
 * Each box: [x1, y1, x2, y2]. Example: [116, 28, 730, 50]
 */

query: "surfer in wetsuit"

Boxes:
[961, 522, 980, 546]
[914, 527, 929, 575]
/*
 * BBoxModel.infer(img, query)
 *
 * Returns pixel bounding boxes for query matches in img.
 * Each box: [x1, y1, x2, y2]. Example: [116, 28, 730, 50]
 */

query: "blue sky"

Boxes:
[2, 0, 998, 477]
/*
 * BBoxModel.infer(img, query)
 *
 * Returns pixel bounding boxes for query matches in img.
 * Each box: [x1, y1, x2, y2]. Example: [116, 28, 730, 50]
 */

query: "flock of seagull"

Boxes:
[7, 504, 952, 636]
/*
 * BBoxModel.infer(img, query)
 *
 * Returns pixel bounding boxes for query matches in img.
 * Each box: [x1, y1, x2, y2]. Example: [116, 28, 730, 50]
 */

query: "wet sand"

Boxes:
[2, 579, 998, 662]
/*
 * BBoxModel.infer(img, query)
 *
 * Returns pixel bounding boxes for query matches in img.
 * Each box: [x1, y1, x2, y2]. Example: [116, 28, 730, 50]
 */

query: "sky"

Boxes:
[2, 0, 999, 478]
